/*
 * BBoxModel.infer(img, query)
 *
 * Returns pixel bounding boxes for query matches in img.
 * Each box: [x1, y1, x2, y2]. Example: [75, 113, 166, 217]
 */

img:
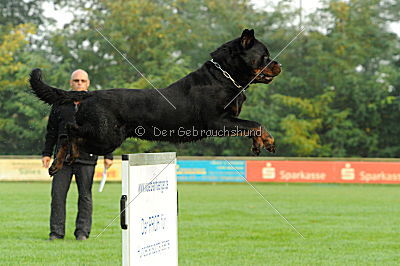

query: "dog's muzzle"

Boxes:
[253, 61, 281, 84]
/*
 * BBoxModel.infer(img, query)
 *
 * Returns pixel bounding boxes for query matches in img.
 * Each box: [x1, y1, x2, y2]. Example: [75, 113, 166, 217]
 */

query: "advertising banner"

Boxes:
[0, 158, 49, 181]
[0, 158, 122, 181]
[247, 160, 400, 184]
[1, 157, 400, 184]
[176, 160, 246, 182]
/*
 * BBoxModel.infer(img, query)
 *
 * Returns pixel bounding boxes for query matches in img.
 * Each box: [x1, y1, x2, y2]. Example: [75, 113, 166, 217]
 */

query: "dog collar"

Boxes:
[210, 59, 243, 89]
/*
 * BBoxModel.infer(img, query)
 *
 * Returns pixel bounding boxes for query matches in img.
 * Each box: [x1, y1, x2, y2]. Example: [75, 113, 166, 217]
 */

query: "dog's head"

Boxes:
[210, 29, 281, 85]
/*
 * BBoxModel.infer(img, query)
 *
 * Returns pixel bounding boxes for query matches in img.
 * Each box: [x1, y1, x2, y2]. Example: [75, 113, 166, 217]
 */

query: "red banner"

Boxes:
[246, 160, 400, 184]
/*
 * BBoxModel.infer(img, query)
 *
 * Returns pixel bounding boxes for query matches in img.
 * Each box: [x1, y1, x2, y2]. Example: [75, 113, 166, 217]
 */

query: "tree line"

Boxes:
[0, 0, 399, 157]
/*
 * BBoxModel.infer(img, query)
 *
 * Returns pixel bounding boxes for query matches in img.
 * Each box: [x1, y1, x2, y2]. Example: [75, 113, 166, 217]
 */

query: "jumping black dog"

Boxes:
[30, 29, 281, 175]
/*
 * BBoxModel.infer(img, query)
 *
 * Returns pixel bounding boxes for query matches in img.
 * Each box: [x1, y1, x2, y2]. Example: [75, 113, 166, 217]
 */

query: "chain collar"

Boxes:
[210, 59, 243, 89]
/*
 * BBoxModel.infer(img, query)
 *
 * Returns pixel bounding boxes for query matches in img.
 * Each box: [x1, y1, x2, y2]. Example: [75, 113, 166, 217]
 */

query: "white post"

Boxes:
[121, 153, 178, 266]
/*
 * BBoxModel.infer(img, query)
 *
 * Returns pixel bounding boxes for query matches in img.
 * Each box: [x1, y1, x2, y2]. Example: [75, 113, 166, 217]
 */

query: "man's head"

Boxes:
[70, 69, 90, 91]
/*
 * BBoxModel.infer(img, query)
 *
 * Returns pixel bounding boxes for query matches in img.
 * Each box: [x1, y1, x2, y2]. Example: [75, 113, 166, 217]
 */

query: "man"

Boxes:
[42, 69, 113, 241]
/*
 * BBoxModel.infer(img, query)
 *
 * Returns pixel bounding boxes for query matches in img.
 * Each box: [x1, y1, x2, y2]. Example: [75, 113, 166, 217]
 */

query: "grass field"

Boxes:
[0, 182, 399, 265]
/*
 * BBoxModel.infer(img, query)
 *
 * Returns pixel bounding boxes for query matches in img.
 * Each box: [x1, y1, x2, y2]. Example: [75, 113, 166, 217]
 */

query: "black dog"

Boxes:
[30, 29, 281, 175]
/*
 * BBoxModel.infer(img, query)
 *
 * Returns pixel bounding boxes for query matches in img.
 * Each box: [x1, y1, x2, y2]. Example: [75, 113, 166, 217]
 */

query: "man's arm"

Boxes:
[104, 153, 113, 169]
[42, 106, 58, 168]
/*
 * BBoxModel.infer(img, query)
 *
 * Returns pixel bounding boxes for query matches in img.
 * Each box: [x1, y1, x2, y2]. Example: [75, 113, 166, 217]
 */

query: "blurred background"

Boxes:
[1, 0, 399, 158]
[1, 3, 400, 264]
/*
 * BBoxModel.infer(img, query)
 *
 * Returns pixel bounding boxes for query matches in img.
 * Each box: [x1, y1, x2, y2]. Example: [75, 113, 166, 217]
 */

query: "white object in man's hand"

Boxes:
[98, 168, 107, 192]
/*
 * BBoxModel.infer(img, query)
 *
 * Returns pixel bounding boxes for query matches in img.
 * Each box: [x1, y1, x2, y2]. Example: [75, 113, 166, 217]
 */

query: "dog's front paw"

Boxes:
[251, 144, 261, 156]
[262, 135, 276, 154]
[265, 143, 276, 153]
[251, 137, 262, 156]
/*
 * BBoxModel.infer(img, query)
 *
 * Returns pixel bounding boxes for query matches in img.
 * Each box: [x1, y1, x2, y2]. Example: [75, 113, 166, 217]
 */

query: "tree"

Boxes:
[4, 0, 399, 157]
[0, 24, 51, 154]
[262, 0, 400, 157]
[0, 0, 48, 26]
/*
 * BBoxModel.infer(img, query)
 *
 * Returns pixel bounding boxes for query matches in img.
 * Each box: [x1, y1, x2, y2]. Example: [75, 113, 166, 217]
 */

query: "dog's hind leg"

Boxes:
[71, 139, 80, 159]
[49, 136, 69, 176]
[65, 123, 91, 162]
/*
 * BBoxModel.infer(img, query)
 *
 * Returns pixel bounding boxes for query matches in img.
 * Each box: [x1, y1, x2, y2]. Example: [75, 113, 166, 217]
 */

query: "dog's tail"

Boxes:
[29, 68, 90, 105]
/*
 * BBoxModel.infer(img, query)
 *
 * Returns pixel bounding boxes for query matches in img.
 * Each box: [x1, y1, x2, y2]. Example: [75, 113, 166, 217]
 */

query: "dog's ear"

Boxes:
[240, 29, 255, 49]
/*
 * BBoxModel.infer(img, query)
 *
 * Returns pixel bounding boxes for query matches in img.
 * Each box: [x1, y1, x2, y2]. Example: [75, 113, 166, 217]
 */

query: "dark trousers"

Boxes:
[50, 163, 95, 238]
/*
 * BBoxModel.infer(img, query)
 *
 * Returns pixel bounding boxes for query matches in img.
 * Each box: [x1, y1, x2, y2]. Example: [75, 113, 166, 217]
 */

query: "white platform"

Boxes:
[121, 153, 178, 266]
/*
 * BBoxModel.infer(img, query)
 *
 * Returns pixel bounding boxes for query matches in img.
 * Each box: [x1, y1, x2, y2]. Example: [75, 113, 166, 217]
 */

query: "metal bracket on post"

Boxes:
[120, 195, 128, 230]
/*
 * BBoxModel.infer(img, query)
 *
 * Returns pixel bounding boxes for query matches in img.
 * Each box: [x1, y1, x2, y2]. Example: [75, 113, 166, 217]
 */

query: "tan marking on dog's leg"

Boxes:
[71, 141, 80, 160]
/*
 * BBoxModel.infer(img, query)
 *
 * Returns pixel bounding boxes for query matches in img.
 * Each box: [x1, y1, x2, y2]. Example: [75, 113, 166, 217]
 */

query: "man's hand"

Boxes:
[42, 156, 51, 168]
[104, 158, 113, 169]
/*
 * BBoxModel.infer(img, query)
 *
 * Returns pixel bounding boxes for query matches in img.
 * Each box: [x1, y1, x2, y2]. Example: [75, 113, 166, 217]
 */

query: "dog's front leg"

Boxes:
[209, 118, 275, 155]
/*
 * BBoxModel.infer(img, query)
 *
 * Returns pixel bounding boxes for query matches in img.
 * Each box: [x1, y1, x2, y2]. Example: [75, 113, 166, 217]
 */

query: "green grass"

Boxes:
[0, 182, 399, 265]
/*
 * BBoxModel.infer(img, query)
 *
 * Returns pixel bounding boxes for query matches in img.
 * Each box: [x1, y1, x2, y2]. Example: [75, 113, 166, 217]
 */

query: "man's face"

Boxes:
[70, 71, 90, 91]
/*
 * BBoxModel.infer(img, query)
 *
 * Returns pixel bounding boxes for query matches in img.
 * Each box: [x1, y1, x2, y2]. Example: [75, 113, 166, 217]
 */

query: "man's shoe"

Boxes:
[76, 235, 87, 241]
[49, 234, 63, 241]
